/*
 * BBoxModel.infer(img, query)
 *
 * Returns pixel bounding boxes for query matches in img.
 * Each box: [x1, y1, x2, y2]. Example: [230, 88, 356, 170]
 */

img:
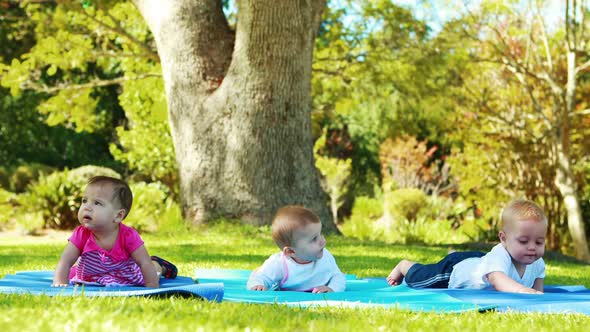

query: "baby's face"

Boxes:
[78, 183, 123, 231]
[289, 222, 326, 263]
[500, 219, 547, 267]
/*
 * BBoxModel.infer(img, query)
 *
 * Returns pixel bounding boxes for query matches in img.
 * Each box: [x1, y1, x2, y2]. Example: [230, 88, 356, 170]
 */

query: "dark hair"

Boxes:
[87, 176, 133, 219]
[271, 205, 321, 249]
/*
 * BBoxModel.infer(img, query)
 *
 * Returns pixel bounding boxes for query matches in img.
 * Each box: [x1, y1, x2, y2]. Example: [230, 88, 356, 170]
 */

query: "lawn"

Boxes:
[1, 221, 590, 331]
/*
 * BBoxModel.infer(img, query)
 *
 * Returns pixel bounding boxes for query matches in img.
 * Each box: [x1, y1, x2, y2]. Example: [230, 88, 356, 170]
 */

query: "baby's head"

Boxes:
[499, 199, 547, 265]
[500, 199, 547, 231]
[271, 205, 325, 262]
[86, 176, 133, 219]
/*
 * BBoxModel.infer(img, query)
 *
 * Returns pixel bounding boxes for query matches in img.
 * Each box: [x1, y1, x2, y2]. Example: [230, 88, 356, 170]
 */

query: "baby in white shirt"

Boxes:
[386, 199, 547, 294]
[247, 205, 346, 293]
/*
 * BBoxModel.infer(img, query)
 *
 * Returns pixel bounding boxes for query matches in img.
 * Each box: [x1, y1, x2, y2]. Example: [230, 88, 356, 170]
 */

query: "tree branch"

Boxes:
[20, 73, 162, 94]
[580, 0, 587, 49]
[566, 0, 574, 51]
[569, 108, 590, 116]
[575, 58, 590, 75]
[535, 10, 553, 71]
[80, 8, 160, 63]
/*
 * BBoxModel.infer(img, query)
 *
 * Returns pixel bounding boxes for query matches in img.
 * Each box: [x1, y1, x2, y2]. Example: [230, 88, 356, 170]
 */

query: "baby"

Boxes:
[247, 205, 346, 293]
[52, 176, 176, 287]
[387, 199, 546, 294]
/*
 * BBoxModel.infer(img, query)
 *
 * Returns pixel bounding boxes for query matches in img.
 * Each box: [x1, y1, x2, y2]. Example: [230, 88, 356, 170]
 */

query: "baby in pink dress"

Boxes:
[52, 176, 177, 287]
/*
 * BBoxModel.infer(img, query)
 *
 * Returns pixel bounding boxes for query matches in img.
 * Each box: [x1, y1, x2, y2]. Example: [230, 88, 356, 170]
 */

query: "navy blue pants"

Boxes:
[404, 251, 485, 288]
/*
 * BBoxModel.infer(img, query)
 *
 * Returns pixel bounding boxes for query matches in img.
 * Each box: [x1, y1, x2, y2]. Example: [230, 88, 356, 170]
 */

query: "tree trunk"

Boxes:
[554, 50, 590, 262]
[133, 0, 336, 231]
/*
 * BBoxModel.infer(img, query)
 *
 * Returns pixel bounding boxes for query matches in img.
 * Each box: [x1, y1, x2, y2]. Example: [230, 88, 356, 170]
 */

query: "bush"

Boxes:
[0, 166, 9, 189]
[0, 188, 18, 231]
[340, 196, 384, 240]
[382, 216, 471, 245]
[22, 165, 120, 230]
[385, 188, 428, 221]
[157, 198, 187, 235]
[9, 163, 54, 193]
[342, 193, 474, 245]
[125, 181, 170, 233]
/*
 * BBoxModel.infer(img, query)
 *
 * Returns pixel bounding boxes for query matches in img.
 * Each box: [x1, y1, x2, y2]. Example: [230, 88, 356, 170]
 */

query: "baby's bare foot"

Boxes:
[386, 266, 403, 286]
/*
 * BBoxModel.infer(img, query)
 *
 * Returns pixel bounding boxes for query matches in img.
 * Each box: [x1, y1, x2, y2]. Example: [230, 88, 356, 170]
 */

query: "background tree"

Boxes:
[445, 0, 590, 260]
[312, 0, 461, 197]
[2, 0, 336, 230]
[132, 0, 334, 229]
[0, 1, 119, 171]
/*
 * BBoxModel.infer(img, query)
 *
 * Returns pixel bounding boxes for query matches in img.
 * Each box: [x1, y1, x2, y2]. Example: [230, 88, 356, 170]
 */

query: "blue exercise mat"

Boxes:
[0, 271, 223, 301]
[194, 269, 494, 313]
[439, 286, 590, 314]
[194, 268, 590, 314]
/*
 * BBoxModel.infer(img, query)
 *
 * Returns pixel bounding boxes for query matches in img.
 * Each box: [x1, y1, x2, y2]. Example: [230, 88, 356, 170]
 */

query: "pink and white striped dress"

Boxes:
[68, 223, 145, 287]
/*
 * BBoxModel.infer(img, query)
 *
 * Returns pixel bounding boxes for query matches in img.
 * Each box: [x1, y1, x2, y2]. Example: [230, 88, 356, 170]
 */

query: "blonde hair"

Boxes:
[500, 199, 547, 230]
[271, 206, 321, 249]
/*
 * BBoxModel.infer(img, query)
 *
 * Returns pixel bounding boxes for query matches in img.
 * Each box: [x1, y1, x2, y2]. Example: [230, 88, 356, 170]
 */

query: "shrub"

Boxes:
[379, 135, 452, 196]
[418, 194, 456, 221]
[342, 194, 477, 245]
[9, 163, 54, 193]
[0, 188, 17, 231]
[0, 166, 9, 189]
[382, 216, 470, 245]
[23, 165, 120, 230]
[385, 188, 428, 221]
[156, 198, 190, 235]
[125, 181, 170, 233]
[340, 196, 384, 240]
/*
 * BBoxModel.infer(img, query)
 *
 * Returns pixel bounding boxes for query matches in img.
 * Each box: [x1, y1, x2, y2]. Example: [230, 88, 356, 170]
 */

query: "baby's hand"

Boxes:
[312, 286, 333, 293]
[518, 288, 543, 294]
[250, 285, 267, 291]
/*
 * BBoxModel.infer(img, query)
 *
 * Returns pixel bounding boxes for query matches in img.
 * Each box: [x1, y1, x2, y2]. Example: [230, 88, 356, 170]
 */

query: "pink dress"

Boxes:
[68, 223, 145, 286]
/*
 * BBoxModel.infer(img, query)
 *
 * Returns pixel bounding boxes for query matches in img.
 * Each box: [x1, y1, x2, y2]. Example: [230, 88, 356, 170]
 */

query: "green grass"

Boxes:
[1, 221, 590, 331]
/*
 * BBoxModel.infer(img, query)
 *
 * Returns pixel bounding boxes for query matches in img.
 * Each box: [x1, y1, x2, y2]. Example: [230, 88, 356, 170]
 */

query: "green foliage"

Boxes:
[125, 181, 173, 233]
[379, 135, 450, 195]
[11, 164, 180, 234]
[0, 167, 9, 190]
[37, 89, 100, 132]
[384, 217, 470, 245]
[0, 90, 121, 170]
[339, 196, 384, 240]
[0, 3, 35, 63]
[445, 145, 509, 227]
[385, 188, 428, 222]
[8, 163, 54, 193]
[314, 130, 352, 222]
[579, 160, 590, 236]
[312, 2, 465, 208]
[110, 75, 178, 196]
[156, 198, 188, 235]
[1, 1, 167, 188]
[0, 188, 18, 231]
[22, 165, 120, 231]
[437, 1, 590, 257]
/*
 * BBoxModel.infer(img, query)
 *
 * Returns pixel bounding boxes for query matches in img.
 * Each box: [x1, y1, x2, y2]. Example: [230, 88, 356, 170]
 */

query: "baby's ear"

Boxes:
[282, 246, 295, 256]
[498, 230, 506, 243]
[114, 209, 126, 223]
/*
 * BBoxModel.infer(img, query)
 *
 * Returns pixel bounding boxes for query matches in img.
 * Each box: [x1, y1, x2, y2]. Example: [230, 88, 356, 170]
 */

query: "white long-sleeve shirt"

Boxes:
[246, 248, 346, 292]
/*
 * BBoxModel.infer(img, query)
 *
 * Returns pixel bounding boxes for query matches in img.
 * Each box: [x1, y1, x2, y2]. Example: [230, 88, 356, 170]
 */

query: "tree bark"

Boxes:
[554, 50, 590, 261]
[133, 0, 336, 231]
